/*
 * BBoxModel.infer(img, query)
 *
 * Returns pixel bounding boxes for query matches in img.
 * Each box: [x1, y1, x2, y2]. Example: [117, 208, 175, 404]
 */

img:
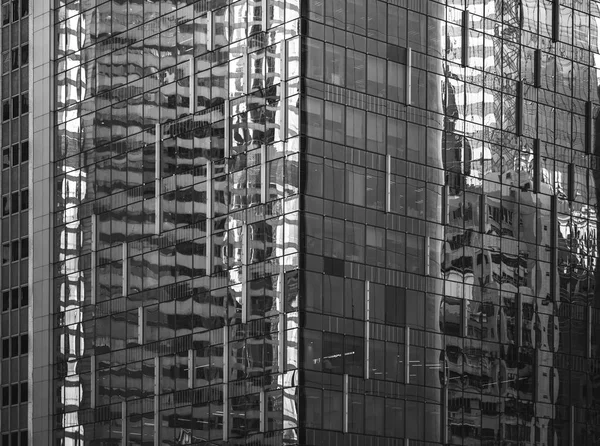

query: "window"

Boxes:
[10, 288, 17, 309]
[20, 334, 27, 355]
[11, 191, 18, 213]
[2, 338, 8, 358]
[1, 386, 7, 406]
[11, 240, 18, 261]
[21, 189, 27, 210]
[2, 148, 8, 169]
[10, 383, 17, 405]
[2, 100, 9, 121]
[11, 0, 17, 21]
[21, 141, 28, 162]
[20, 44, 27, 65]
[11, 336, 17, 357]
[20, 382, 27, 402]
[20, 286, 27, 306]
[1, 291, 7, 311]
[11, 48, 18, 69]
[11, 144, 17, 165]
[20, 238, 27, 258]
[2, 4, 8, 25]
[2, 243, 8, 263]
[12, 95, 18, 116]
[21, 93, 28, 114]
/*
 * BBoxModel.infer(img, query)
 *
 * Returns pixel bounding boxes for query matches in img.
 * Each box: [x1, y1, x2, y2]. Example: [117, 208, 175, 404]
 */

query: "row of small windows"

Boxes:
[0, 431, 27, 446]
[1, 286, 27, 311]
[2, 141, 28, 168]
[2, 93, 28, 120]
[2, 44, 28, 71]
[2, 189, 28, 216]
[1, 333, 27, 358]
[1, 0, 28, 26]
[1, 238, 27, 264]
[1, 382, 27, 406]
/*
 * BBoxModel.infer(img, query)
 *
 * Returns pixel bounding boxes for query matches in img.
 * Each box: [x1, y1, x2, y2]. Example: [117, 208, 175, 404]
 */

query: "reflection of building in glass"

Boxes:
[26, 0, 600, 445]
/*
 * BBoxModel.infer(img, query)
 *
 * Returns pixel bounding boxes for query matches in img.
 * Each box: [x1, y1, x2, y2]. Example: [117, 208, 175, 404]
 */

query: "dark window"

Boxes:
[2, 243, 8, 263]
[11, 240, 18, 261]
[11, 336, 18, 356]
[20, 286, 27, 306]
[1, 386, 7, 406]
[11, 144, 18, 165]
[20, 0, 26, 16]
[20, 238, 27, 258]
[12, 95, 18, 116]
[21, 93, 28, 114]
[21, 189, 27, 210]
[20, 141, 28, 162]
[10, 383, 17, 404]
[2, 100, 9, 121]
[10, 48, 17, 69]
[20, 334, 27, 355]
[11, 191, 18, 213]
[2, 148, 7, 169]
[20, 430, 27, 446]
[2, 195, 8, 216]
[11, 0, 17, 21]
[20, 44, 27, 65]
[20, 382, 26, 402]
[2, 338, 8, 357]
[11, 288, 17, 309]
[2, 291, 8, 311]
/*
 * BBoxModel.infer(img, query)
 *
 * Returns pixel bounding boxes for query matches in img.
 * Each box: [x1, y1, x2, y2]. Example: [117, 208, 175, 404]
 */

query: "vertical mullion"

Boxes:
[188, 349, 194, 388]
[386, 155, 392, 213]
[91, 214, 97, 305]
[241, 224, 248, 324]
[280, 40, 287, 140]
[189, 57, 195, 115]
[223, 326, 230, 441]
[405, 326, 410, 384]
[261, 144, 267, 203]
[155, 123, 162, 235]
[406, 47, 412, 105]
[585, 101, 593, 155]
[224, 99, 231, 160]
[137, 307, 144, 345]
[364, 280, 370, 379]
[154, 356, 160, 446]
[343, 374, 349, 433]
[122, 242, 128, 297]
[462, 9, 470, 67]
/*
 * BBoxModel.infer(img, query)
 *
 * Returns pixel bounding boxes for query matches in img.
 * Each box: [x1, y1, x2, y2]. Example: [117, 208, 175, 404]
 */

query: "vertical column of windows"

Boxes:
[241, 224, 248, 324]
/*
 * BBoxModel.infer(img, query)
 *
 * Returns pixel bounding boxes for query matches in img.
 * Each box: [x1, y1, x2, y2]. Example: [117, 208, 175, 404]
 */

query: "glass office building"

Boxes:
[26, 0, 600, 445]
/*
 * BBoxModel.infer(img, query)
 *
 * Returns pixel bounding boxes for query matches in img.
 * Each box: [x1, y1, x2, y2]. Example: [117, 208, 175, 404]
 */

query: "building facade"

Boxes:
[24, 0, 600, 445]
[0, 0, 29, 445]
